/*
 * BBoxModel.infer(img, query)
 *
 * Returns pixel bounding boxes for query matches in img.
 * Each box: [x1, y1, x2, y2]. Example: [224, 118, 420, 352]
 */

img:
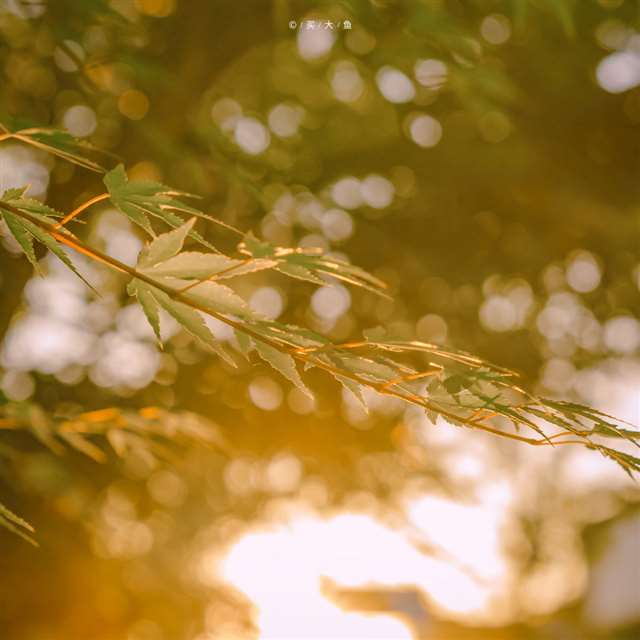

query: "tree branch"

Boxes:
[0, 200, 636, 457]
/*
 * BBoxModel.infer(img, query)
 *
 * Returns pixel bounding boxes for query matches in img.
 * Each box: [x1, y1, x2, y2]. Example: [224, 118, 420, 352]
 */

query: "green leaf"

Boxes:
[276, 262, 326, 285]
[3, 212, 39, 271]
[1, 191, 65, 220]
[443, 374, 473, 394]
[20, 219, 95, 291]
[425, 409, 439, 424]
[542, 400, 640, 447]
[142, 251, 276, 280]
[239, 233, 388, 296]
[234, 329, 253, 357]
[1, 187, 28, 200]
[137, 224, 277, 282]
[0, 195, 94, 287]
[593, 425, 640, 443]
[104, 165, 217, 250]
[178, 279, 253, 319]
[597, 446, 640, 479]
[339, 354, 398, 382]
[130, 281, 235, 366]
[139, 218, 195, 267]
[239, 232, 274, 258]
[156, 288, 236, 366]
[246, 319, 328, 350]
[334, 374, 369, 413]
[8, 126, 114, 172]
[254, 341, 311, 397]
[128, 279, 162, 343]
[287, 253, 389, 297]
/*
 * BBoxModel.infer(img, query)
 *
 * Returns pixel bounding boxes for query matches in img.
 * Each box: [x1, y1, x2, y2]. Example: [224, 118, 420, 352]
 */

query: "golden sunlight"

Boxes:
[210, 490, 515, 638]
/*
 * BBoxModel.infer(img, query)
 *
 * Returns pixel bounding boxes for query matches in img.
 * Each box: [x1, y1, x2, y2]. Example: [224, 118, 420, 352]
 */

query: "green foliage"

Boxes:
[0, 121, 113, 172]
[1, 127, 638, 522]
[0, 6, 638, 640]
[0, 189, 94, 288]
[0, 0, 638, 548]
[254, 340, 311, 398]
[104, 165, 217, 250]
[239, 232, 389, 296]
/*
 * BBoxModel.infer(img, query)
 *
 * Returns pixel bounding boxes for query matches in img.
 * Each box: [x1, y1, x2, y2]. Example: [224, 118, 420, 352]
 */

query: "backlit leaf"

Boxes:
[239, 232, 388, 296]
[234, 329, 253, 357]
[180, 280, 253, 319]
[128, 279, 162, 343]
[254, 341, 311, 397]
[20, 219, 95, 290]
[139, 218, 195, 267]
[3, 212, 39, 271]
[5, 126, 114, 172]
[104, 165, 217, 249]
[142, 251, 276, 280]
[333, 374, 368, 413]
[129, 280, 235, 366]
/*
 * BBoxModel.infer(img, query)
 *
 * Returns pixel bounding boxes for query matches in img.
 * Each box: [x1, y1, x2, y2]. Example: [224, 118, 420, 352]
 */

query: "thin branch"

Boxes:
[0, 200, 636, 458]
[55, 193, 110, 228]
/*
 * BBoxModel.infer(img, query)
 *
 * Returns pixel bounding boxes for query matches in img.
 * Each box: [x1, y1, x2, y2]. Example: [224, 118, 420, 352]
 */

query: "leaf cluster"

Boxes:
[0, 122, 638, 543]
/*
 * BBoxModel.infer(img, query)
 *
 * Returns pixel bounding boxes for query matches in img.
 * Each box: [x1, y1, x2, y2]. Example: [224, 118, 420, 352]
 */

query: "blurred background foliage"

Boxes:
[0, 0, 639, 639]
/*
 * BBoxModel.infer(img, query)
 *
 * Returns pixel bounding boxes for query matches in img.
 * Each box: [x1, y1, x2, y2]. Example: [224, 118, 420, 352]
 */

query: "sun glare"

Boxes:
[214, 492, 514, 638]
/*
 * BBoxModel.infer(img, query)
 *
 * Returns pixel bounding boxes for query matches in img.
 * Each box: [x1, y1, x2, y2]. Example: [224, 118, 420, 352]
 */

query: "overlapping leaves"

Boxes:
[3, 197, 638, 477]
[0, 188, 93, 286]
[1, 126, 639, 547]
[104, 165, 218, 250]
[125, 226, 640, 478]
[239, 232, 388, 297]
[128, 220, 311, 385]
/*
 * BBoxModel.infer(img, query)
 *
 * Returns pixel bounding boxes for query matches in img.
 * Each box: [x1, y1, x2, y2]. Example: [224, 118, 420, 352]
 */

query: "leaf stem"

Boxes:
[54, 193, 110, 228]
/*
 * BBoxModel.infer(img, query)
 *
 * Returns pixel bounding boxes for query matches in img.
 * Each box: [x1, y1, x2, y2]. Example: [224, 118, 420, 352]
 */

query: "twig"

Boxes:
[55, 193, 110, 228]
[0, 201, 636, 457]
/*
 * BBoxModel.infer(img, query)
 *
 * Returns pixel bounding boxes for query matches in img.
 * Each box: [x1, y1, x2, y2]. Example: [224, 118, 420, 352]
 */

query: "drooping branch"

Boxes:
[0, 122, 637, 471]
[2, 198, 638, 465]
[0, 200, 512, 440]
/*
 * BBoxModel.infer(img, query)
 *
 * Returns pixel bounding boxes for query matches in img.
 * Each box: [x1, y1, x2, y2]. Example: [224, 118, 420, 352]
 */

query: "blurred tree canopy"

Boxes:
[0, 1, 639, 639]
